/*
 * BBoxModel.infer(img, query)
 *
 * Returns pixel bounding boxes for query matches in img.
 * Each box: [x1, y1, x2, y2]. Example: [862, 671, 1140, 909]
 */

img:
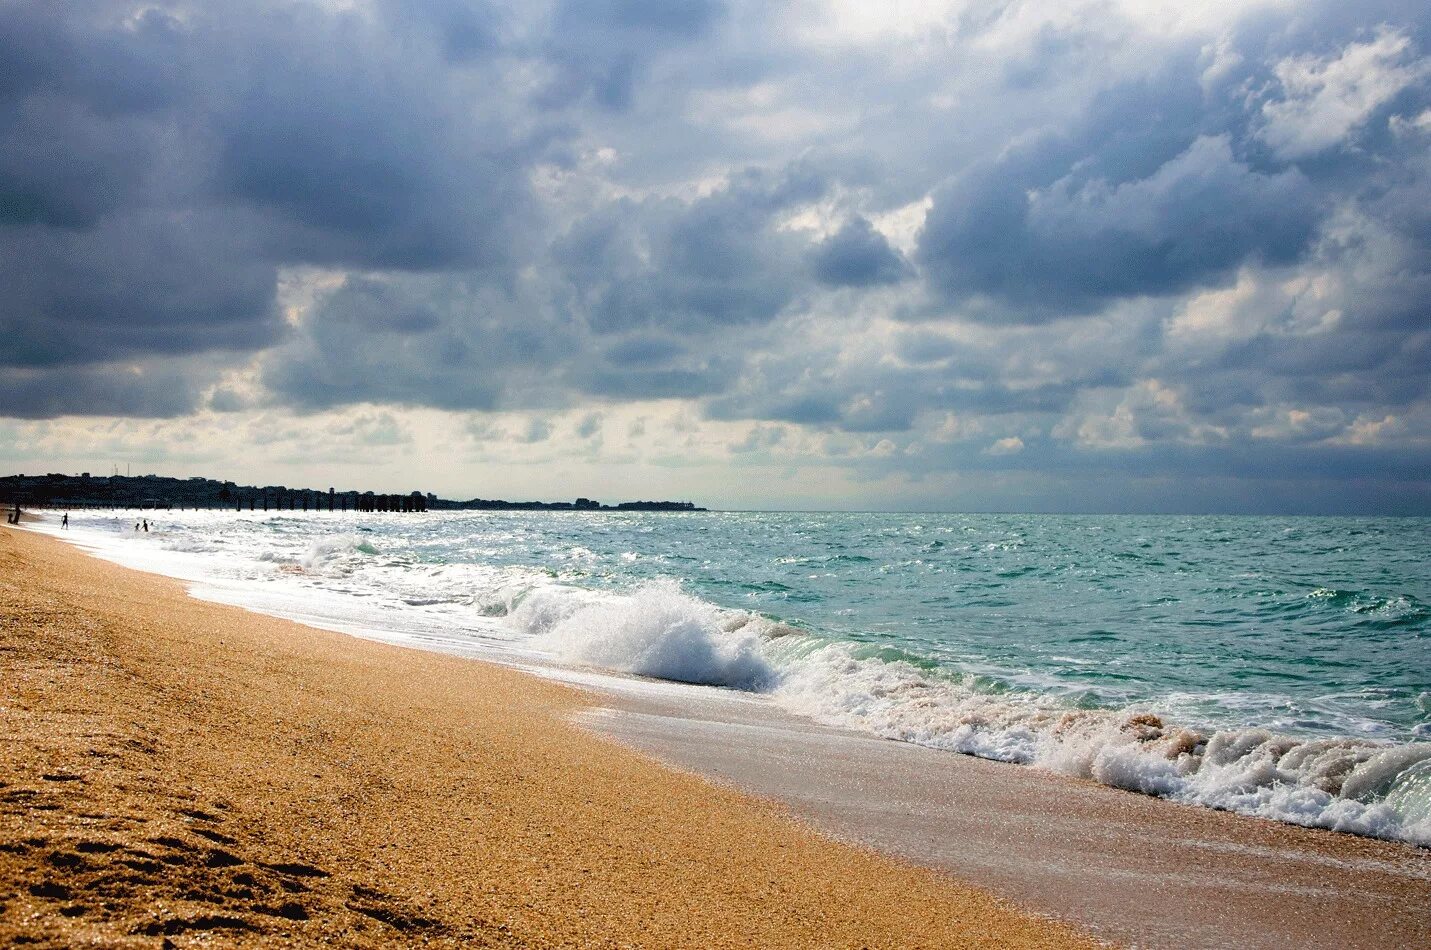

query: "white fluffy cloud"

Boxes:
[1259, 27, 1427, 159]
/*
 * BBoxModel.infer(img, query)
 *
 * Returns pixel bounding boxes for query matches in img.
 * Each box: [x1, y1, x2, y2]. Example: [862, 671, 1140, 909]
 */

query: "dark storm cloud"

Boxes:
[895, 331, 957, 365]
[579, 334, 735, 400]
[262, 274, 570, 412]
[264, 271, 741, 408]
[749, 395, 843, 427]
[918, 135, 1320, 319]
[603, 335, 687, 365]
[0, 3, 286, 387]
[379, 0, 499, 62]
[707, 307, 1146, 436]
[0, 210, 281, 369]
[0, 0, 543, 412]
[0, 360, 209, 419]
[0, 4, 185, 231]
[552, 164, 822, 334]
[209, 3, 537, 271]
[0, 94, 154, 231]
[707, 358, 1123, 435]
[914, 7, 1431, 323]
[810, 217, 910, 287]
[539, 0, 726, 110]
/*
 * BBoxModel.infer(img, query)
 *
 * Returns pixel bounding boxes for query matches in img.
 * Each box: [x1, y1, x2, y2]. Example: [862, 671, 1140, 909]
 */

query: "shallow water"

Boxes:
[37, 509, 1431, 845]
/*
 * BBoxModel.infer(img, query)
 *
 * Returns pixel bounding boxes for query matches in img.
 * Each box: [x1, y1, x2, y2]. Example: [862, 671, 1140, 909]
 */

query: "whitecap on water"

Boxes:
[526, 580, 774, 691]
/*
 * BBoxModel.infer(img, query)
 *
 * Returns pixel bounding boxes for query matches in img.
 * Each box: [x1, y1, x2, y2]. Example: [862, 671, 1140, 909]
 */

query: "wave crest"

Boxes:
[526, 581, 775, 691]
[299, 534, 379, 574]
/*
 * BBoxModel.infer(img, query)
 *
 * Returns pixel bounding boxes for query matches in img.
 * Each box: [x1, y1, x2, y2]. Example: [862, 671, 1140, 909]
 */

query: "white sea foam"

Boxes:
[509, 585, 607, 635]
[299, 534, 379, 573]
[767, 637, 1431, 845]
[162, 536, 226, 554]
[525, 581, 775, 690]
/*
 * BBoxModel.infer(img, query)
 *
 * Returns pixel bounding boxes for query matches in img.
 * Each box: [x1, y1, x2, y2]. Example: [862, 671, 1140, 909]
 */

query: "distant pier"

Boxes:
[0, 474, 428, 513]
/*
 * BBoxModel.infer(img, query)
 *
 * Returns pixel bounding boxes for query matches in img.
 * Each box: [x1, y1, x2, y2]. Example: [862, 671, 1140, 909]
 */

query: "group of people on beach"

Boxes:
[5, 509, 74, 528]
[3, 508, 146, 531]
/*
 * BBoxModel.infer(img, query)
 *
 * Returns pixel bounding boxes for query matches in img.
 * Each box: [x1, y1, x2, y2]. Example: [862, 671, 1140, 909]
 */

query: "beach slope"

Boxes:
[0, 525, 1091, 947]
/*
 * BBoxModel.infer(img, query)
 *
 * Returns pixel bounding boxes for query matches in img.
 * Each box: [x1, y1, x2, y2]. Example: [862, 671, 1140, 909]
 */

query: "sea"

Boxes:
[34, 509, 1431, 847]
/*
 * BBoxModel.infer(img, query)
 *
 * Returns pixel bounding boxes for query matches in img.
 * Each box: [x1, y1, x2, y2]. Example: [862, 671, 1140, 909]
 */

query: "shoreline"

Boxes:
[0, 522, 1092, 947]
[7, 518, 1431, 947]
[31, 509, 1431, 852]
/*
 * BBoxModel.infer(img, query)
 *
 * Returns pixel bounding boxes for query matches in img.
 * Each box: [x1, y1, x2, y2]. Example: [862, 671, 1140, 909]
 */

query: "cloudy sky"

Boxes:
[2, 0, 1429, 512]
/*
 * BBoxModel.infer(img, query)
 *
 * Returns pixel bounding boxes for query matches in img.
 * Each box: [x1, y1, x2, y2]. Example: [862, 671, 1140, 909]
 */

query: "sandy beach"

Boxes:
[0, 522, 1097, 947]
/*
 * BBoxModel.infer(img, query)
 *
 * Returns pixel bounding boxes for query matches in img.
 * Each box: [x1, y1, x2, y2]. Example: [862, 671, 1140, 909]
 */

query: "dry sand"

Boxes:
[0, 523, 1095, 948]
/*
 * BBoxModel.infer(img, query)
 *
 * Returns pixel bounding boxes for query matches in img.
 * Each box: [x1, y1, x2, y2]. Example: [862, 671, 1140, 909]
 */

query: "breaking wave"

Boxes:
[506, 580, 1431, 846]
[512, 581, 775, 690]
[298, 534, 380, 574]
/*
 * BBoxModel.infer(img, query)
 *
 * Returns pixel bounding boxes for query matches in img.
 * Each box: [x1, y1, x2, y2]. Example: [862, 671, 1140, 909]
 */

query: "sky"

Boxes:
[1, 0, 1429, 513]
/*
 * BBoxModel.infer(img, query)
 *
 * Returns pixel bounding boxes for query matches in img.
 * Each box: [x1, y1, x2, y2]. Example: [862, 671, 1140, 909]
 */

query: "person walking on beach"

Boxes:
[61, 512, 68, 529]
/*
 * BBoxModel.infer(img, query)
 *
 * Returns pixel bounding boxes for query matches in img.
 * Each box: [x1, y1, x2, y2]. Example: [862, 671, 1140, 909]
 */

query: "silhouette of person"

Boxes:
[61, 513, 68, 529]
[142, 519, 149, 532]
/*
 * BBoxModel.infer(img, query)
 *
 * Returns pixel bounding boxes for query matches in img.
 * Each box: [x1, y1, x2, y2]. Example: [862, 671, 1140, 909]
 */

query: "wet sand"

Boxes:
[577, 689, 1431, 949]
[0, 523, 1093, 947]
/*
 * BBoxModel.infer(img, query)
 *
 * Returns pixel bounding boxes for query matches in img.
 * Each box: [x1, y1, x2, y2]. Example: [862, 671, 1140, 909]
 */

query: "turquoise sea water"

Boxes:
[412, 511, 1431, 741]
[46, 510, 1431, 844]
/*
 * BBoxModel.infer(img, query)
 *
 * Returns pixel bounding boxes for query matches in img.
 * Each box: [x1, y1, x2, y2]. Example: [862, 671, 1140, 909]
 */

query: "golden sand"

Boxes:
[0, 524, 1094, 948]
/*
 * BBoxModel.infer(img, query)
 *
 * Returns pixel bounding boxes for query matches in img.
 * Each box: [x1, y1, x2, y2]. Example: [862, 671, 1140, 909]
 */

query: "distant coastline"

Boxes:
[0, 472, 705, 513]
